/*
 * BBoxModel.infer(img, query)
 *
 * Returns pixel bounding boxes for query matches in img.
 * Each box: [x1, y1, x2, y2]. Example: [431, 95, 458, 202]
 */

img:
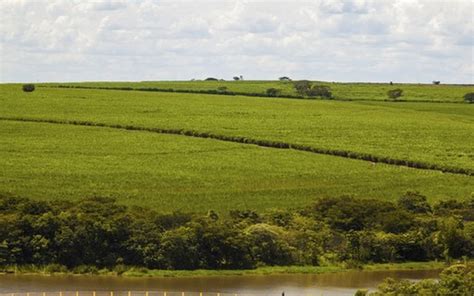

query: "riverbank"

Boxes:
[1, 260, 463, 278]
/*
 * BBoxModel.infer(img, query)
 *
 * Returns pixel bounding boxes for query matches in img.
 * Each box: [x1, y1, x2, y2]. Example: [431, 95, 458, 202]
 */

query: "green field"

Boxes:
[0, 82, 473, 212]
[48, 80, 474, 102]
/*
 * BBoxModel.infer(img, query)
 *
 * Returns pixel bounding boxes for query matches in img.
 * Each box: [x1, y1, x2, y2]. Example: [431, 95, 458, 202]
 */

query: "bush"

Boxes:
[22, 84, 35, 92]
[464, 92, 474, 103]
[369, 264, 474, 295]
[307, 85, 332, 98]
[44, 264, 68, 273]
[387, 89, 403, 100]
[293, 80, 312, 96]
[266, 88, 281, 97]
[397, 191, 431, 213]
[217, 86, 228, 93]
[205, 77, 218, 81]
[293, 81, 332, 98]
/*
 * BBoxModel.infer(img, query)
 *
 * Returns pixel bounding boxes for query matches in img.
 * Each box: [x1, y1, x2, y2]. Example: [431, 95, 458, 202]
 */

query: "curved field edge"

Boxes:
[42, 84, 470, 104]
[0, 261, 453, 278]
[2, 85, 472, 171]
[2, 120, 472, 213]
[1, 116, 472, 176]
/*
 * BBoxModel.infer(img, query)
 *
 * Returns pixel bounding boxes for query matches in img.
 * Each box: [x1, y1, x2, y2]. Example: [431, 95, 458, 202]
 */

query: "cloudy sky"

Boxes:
[1, 0, 473, 83]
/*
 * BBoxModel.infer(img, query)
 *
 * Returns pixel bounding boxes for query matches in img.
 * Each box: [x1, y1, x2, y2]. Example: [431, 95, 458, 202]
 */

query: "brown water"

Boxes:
[0, 269, 440, 296]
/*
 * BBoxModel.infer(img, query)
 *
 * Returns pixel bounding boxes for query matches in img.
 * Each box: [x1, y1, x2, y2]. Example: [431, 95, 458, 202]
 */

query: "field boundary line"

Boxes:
[1, 116, 472, 176]
[40, 85, 466, 104]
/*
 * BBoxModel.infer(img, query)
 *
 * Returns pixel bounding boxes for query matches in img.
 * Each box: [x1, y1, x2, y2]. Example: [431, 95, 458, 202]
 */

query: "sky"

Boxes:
[0, 0, 473, 83]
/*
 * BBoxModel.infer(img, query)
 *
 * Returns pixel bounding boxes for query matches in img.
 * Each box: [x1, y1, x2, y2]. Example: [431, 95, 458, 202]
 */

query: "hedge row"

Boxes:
[50, 85, 308, 100]
[1, 116, 472, 176]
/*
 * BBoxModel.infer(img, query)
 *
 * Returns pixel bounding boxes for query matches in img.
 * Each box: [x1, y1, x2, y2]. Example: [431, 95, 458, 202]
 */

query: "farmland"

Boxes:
[0, 82, 473, 212]
[48, 80, 473, 102]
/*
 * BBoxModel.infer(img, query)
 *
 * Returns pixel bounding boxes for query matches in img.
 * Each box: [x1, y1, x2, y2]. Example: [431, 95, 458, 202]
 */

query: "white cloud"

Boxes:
[0, 0, 472, 83]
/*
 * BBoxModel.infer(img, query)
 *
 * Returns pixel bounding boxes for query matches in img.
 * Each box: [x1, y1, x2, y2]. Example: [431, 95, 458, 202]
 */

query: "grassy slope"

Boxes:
[48, 80, 474, 102]
[1, 85, 473, 171]
[1, 121, 472, 212]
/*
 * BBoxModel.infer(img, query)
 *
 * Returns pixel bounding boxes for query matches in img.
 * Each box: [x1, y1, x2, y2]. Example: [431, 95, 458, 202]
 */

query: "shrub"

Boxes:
[397, 191, 431, 213]
[217, 86, 228, 93]
[307, 85, 332, 98]
[44, 264, 68, 273]
[22, 84, 35, 92]
[464, 92, 474, 103]
[387, 88, 403, 100]
[293, 80, 312, 96]
[205, 77, 218, 81]
[266, 88, 281, 97]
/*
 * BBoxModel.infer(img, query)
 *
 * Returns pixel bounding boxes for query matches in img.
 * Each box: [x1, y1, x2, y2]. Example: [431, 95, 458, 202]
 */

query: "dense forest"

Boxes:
[0, 192, 473, 271]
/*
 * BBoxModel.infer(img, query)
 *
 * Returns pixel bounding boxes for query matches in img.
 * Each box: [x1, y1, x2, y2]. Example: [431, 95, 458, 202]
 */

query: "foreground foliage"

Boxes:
[358, 264, 474, 295]
[1, 194, 473, 271]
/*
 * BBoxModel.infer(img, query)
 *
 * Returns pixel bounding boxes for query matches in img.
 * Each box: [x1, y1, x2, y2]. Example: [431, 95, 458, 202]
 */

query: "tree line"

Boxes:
[1, 192, 473, 272]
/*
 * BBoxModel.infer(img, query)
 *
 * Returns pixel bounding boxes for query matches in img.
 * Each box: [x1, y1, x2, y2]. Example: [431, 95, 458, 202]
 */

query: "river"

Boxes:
[0, 269, 440, 296]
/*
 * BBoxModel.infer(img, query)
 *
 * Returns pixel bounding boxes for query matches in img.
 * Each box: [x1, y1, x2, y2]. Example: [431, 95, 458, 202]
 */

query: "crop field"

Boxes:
[0, 83, 473, 212]
[48, 80, 474, 102]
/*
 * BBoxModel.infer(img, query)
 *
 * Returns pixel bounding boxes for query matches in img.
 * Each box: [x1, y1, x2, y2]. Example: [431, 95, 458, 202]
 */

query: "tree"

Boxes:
[205, 77, 218, 81]
[279, 76, 291, 81]
[244, 223, 294, 265]
[22, 84, 35, 92]
[266, 88, 281, 97]
[158, 226, 200, 269]
[464, 92, 474, 103]
[432, 80, 441, 85]
[293, 80, 312, 96]
[387, 89, 403, 100]
[397, 191, 431, 213]
[217, 86, 228, 93]
[233, 76, 240, 81]
[307, 85, 332, 98]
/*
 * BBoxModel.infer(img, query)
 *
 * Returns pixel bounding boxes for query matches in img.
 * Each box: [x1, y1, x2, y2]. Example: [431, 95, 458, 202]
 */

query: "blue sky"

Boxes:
[1, 0, 473, 83]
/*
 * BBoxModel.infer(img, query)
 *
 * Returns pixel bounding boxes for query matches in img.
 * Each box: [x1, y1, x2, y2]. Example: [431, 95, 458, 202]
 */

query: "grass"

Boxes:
[1, 261, 455, 278]
[1, 120, 472, 212]
[0, 82, 473, 212]
[47, 80, 474, 102]
[1, 84, 473, 171]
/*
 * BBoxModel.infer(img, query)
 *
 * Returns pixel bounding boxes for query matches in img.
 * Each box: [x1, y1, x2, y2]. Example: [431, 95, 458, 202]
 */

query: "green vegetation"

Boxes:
[0, 80, 472, 289]
[0, 82, 473, 211]
[1, 261, 451, 278]
[465, 92, 474, 103]
[45, 80, 474, 102]
[1, 84, 473, 172]
[22, 84, 35, 92]
[2, 120, 471, 212]
[387, 88, 403, 100]
[1, 195, 473, 271]
[362, 264, 474, 295]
